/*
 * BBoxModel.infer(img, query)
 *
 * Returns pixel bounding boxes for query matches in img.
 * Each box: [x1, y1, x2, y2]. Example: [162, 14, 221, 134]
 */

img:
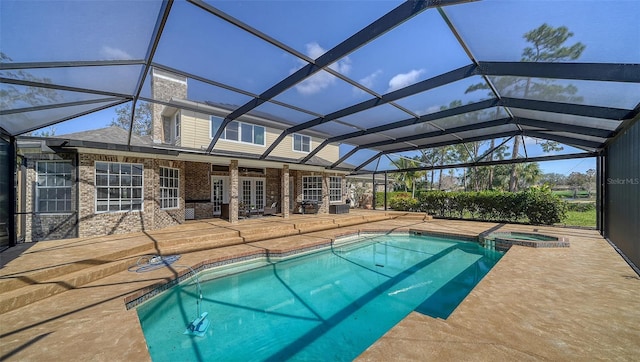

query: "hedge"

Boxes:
[374, 192, 410, 208]
[388, 186, 567, 225]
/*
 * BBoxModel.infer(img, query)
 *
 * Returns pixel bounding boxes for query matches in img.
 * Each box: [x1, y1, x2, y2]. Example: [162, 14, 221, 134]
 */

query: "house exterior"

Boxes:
[15, 68, 350, 243]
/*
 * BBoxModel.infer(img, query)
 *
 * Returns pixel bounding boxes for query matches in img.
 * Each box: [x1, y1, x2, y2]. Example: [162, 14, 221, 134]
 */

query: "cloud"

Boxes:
[295, 73, 336, 95]
[351, 70, 383, 97]
[422, 105, 442, 115]
[304, 42, 325, 59]
[100, 46, 132, 60]
[293, 42, 351, 95]
[359, 70, 383, 89]
[387, 69, 426, 92]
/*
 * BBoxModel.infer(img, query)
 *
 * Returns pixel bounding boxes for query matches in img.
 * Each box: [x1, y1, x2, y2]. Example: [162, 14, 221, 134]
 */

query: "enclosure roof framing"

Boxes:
[360, 151, 598, 175]
[2, 0, 638, 174]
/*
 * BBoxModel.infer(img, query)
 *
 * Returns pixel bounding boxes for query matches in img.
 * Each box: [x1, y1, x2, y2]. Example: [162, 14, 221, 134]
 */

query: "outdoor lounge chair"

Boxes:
[263, 202, 278, 216]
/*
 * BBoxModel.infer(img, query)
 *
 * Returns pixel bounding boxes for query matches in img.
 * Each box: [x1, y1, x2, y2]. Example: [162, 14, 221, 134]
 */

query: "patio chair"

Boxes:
[263, 202, 278, 216]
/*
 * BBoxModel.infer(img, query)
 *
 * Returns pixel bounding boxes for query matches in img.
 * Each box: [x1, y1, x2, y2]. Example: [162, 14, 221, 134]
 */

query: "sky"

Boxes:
[2, 0, 638, 176]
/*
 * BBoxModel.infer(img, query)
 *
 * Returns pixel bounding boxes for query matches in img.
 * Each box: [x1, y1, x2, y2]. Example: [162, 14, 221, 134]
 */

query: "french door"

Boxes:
[212, 176, 265, 214]
[240, 177, 265, 211]
[211, 176, 229, 215]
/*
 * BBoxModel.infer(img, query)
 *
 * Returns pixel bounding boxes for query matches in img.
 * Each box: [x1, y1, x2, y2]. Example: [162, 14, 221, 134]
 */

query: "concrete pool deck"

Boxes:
[1, 212, 639, 361]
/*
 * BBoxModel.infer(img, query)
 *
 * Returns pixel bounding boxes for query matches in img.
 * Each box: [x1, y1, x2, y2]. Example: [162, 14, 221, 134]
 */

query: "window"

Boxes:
[293, 134, 311, 153]
[329, 176, 342, 202]
[210, 116, 265, 146]
[160, 167, 179, 209]
[36, 161, 72, 212]
[174, 111, 180, 139]
[302, 176, 322, 202]
[226, 121, 239, 141]
[95, 162, 143, 213]
[162, 111, 180, 144]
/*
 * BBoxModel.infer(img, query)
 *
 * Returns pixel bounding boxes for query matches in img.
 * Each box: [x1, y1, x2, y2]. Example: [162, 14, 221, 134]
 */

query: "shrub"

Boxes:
[418, 191, 448, 217]
[375, 191, 410, 208]
[389, 196, 419, 211]
[522, 185, 568, 225]
[386, 186, 568, 225]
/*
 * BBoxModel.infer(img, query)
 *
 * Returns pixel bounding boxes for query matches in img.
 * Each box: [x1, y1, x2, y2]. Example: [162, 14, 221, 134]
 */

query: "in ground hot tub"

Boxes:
[480, 231, 569, 252]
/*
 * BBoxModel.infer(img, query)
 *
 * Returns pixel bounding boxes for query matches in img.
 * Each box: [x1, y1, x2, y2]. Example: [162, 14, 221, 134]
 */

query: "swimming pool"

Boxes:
[136, 233, 503, 361]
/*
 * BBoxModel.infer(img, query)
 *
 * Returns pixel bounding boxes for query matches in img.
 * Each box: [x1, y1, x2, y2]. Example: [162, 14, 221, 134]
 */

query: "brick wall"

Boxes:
[185, 161, 214, 219]
[22, 150, 346, 240]
[30, 213, 78, 241]
[265, 168, 281, 208]
[293, 170, 327, 214]
[77, 153, 185, 238]
[151, 69, 187, 144]
[152, 159, 186, 228]
[185, 161, 211, 201]
[24, 152, 78, 242]
[291, 171, 346, 214]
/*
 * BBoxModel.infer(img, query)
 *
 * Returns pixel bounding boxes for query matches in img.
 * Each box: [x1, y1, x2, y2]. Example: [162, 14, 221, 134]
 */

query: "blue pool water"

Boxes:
[137, 234, 502, 361]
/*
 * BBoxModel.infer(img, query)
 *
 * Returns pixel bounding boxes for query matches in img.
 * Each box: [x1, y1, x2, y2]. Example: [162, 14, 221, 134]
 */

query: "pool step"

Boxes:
[152, 228, 240, 244]
[156, 236, 245, 255]
[334, 215, 366, 227]
[0, 213, 409, 314]
[239, 224, 300, 242]
[389, 212, 433, 221]
[0, 255, 151, 314]
[295, 218, 340, 233]
[0, 242, 153, 294]
[364, 213, 394, 223]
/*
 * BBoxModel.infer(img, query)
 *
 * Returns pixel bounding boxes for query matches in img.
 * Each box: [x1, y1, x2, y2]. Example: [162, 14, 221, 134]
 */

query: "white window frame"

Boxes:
[162, 111, 180, 144]
[292, 133, 311, 153]
[174, 111, 180, 140]
[329, 176, 342, 203]
[210, 116, 266, 146]
[302, 176, 322, 202]
[160, 167, 180, 210]
[239, 177, 266, 210]
[211, 176, 230, 215]
[95, 161, 144, 214]
[36, 161, 73, 213]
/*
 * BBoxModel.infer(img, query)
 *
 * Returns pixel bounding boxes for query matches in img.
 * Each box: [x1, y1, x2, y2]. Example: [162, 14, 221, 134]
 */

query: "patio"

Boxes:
[1, 212, 638, 361]
[2, 1, 639, 360]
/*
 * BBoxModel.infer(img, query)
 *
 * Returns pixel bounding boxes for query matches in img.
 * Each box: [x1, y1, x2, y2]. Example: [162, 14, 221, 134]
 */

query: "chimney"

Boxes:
[150, 68, 187, 143]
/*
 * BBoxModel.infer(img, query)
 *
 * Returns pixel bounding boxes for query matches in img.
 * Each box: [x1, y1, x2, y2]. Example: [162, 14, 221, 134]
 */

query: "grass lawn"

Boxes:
[560, 209, 596, 228]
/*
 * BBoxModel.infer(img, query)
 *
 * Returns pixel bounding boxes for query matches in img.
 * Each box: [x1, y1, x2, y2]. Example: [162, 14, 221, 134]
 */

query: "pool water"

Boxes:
[137, 234, 502, 361]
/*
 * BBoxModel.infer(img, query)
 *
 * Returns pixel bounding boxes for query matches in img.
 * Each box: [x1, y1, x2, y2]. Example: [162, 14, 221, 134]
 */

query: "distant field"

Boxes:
[560, 209, 597, 228]
[553, 190, 593, 199]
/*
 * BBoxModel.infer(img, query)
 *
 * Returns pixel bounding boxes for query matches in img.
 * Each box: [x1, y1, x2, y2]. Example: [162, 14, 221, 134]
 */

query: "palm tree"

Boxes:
[517, 163, 543, 189]
[394, 157, 423, 198]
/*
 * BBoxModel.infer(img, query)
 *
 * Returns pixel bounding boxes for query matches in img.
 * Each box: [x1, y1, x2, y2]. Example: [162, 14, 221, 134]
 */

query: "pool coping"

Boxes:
[124, 241, 334, 309]
[125, 231, 409, 309]
[479, 231, 570, 251]
[124, 229, 485, 310]
[3, 217, 639, 361]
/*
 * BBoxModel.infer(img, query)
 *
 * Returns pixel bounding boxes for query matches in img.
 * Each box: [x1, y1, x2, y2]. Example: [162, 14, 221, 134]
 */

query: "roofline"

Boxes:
[32, 136, 347, 173]
[149, 97, 333, 139]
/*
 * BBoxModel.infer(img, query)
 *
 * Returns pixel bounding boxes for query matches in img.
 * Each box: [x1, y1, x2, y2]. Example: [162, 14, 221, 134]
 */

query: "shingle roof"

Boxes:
[53, 126, 153, 147]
